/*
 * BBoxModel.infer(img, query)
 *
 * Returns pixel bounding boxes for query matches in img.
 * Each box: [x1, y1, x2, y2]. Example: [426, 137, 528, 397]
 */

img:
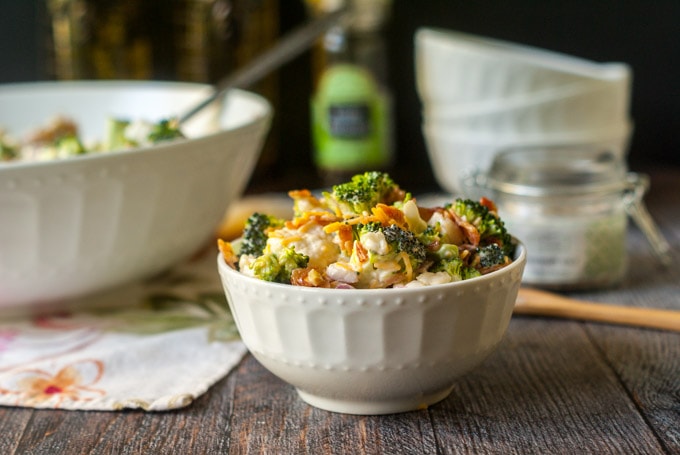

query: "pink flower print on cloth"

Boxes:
[1, 359, 105, 408]
[0, 329, 19, 352]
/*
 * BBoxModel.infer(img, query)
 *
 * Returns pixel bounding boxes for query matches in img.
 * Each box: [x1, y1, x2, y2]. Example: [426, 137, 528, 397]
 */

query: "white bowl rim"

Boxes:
[422, 122, 633, 144]
[415, 28, 631, 81]
[217, 240, 526, 298]
[0, 80, 273, 172]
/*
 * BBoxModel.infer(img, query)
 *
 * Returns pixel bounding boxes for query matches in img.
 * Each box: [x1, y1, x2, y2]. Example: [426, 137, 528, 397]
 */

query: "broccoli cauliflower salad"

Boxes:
[219, 171, 516, 289]
[0, 116, 183, 163]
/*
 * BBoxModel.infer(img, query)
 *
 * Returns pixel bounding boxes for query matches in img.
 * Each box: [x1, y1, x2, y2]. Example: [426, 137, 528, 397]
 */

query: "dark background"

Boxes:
[1, 1, 678, 193]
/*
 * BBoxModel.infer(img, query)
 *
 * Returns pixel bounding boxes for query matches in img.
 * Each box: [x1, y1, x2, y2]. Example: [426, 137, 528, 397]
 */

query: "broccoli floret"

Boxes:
[431, 256, 480, 281]
[250, 247, 309, 283]
[240, 213, 285, 257]
[326, 171, 403, 215]
[147, 118, 184, 143]
[55, 134, 87, 156]
[449, 198, 514, 256]
[382, 225, 427, 262]
[354, 222, 428, 280]
[418, 224, 443, 250]
[104, 118, 132, 151]
[0, 140, 18, 161]
[357, 222, 427, 261]
[104, 118, 184, 151]
[355, 221, 382, 237]
[430, 242, 458, 260]
[477, 243, 506, 268]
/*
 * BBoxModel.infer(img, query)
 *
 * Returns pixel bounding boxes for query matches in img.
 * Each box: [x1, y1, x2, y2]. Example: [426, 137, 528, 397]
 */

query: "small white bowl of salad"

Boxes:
[0, 80, 272, 313]
[217, 172, 526, 415]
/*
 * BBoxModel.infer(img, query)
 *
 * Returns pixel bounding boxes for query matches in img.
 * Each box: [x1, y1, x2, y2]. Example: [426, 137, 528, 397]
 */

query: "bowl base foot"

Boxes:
[296, 385, 454, 415]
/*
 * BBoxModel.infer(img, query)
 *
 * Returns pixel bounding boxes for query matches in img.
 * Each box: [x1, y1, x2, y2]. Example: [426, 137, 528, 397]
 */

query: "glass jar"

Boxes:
[465, 145, 669, 290]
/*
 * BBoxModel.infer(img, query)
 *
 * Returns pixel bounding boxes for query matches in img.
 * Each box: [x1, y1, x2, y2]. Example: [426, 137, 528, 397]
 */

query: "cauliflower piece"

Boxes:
[360, 231, 389, 255]
[326, 262, 359, 284]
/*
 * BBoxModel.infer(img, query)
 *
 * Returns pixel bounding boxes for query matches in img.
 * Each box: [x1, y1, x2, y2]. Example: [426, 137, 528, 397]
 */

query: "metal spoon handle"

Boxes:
[179, 8, 347, 125]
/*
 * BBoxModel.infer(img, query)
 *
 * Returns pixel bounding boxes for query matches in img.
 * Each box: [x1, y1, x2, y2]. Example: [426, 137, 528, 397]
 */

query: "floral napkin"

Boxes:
[0, 246, 247, 411]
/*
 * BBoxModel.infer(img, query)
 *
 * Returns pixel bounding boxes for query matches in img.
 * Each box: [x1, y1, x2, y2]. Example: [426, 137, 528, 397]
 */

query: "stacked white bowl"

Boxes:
[415, 28, 633, 194]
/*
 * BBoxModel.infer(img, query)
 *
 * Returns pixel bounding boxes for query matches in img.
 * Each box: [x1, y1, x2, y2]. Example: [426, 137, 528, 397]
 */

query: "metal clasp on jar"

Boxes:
[622, 173, 673, 266]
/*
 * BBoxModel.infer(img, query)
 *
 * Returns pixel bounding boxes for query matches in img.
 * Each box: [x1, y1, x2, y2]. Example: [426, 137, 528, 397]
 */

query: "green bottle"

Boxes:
[309, 0, 393, 186]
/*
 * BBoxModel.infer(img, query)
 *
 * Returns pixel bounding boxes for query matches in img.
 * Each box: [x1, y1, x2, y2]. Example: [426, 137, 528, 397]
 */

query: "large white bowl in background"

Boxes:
[0, 81, 272, 313]
[217, 243, 527, 415]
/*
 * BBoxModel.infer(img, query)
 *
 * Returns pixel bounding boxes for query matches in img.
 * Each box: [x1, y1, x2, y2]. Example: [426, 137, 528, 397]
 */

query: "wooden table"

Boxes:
[2, 167, 679, 455]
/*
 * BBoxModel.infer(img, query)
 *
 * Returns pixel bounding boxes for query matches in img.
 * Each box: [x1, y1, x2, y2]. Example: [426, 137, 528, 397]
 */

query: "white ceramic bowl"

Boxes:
[420, 79, 628, 116]
[415, 28, 631, 104]
[0, 81, 272, 312]
[217, 243, 527, 415]
[422, 125, 633, 194]
[422, 83, 630, 132]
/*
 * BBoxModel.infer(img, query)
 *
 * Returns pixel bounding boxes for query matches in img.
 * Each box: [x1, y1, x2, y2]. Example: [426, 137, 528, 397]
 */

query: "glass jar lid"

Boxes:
[464, 144, 673, 266]
[484, 145, 629, 197]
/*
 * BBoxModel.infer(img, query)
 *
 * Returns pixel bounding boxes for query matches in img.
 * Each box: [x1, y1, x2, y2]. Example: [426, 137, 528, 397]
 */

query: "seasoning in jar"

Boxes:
[465, 145, 669, 290]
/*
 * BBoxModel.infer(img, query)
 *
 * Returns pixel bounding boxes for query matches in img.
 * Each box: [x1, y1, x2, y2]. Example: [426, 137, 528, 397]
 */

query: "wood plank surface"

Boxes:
[1, 166, 678, 455]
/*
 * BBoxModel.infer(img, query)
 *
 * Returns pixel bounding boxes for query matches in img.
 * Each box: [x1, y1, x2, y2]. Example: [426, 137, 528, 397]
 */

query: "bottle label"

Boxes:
[328, 104, 371, 138]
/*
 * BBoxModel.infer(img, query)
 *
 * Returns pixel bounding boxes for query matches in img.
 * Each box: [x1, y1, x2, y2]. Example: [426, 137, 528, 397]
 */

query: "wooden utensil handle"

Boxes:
[514, 288, 680, 332]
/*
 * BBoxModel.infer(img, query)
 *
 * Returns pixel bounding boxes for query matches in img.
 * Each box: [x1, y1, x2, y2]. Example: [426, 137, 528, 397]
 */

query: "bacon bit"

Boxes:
[439, 209, 466, 246]
[479, 197, 498, 214]
[479, 258, 510, 275]
[354, 240, 369, 263]
[445, 207, 480, 246]
[418, 206, 438, 222]
[27, 116, 78, 144]
[291, 267, 331, 287]
[217, 239, 238, 268]
[426, 239, 441, 252]
[458, 221, 480, 246]
[384, 186, 407, 205]
[459, 246, 478, 263]
[337, 225, 354, 255]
